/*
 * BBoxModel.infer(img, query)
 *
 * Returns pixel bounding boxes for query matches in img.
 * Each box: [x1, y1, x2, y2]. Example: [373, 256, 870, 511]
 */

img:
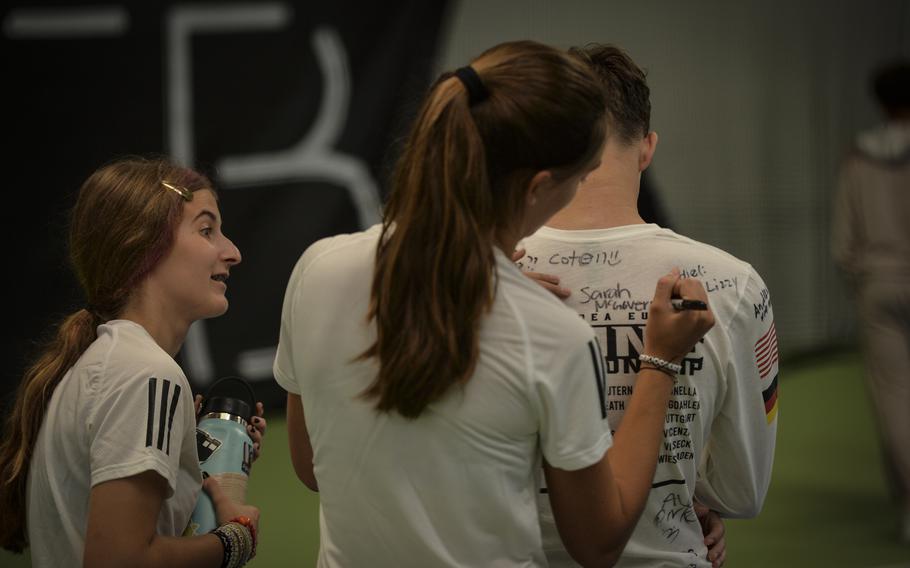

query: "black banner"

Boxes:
[2, 1, 449, 408]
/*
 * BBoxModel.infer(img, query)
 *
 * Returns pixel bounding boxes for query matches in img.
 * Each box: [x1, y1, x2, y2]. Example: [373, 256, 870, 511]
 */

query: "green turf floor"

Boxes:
[723, 351, 909, 567]
[4, 350, 909, 566]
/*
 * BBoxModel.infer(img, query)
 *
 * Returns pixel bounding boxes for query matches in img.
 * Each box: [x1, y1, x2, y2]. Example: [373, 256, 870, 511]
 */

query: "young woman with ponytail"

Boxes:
[275, 40, 714, 567]
[0, 157, 263, 567]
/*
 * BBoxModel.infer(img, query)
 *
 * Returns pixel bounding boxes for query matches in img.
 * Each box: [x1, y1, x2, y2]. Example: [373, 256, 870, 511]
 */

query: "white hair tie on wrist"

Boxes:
[639, 354, 682, 374]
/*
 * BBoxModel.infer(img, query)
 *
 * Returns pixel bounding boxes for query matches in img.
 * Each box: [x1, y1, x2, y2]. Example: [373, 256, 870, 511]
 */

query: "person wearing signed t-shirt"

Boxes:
[519, 45, 778, 568]
[275, 40, 714, 567]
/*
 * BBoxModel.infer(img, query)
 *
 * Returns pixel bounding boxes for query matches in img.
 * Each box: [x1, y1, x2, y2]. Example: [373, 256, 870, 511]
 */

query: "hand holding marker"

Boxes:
[671, 298, 708, 311]
[672, 266, 709, 310]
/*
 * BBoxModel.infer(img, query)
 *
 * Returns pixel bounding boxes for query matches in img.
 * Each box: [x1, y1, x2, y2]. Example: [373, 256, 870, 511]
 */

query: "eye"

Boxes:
[201, 226, 213, 238]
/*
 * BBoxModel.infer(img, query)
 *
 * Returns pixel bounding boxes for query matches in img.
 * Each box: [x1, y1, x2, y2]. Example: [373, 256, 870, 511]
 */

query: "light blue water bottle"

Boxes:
[186, 376, 256, 535]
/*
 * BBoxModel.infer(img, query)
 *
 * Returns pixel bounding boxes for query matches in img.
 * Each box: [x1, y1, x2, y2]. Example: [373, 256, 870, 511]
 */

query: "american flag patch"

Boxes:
[755, 323, 779, 424]
[755, 323, 779, 380]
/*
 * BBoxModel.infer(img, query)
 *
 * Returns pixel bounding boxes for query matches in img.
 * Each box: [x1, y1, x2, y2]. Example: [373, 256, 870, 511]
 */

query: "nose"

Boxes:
[222, 234, 242, 267]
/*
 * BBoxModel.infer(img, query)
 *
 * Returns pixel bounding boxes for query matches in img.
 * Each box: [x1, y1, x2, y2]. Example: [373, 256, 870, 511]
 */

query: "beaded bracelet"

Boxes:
[639, 354, 682, 374]
[229, 516, 257, 559]
[212, 526, 233, 568]
[213, 521, 254, 568]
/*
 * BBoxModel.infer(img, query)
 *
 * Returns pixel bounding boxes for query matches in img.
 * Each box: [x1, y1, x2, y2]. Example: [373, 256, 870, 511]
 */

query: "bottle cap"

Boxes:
[201, 376, 256, 423]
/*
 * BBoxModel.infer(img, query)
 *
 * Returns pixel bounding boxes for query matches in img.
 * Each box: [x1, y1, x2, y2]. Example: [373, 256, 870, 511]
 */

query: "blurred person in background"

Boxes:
[275, 40, 714, 567]
[831, 58, 910, 543]
[518, 44, 778, 567]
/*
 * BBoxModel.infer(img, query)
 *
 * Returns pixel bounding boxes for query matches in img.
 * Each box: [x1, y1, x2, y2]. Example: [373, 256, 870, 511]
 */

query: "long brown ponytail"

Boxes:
[0, 310, 98, 551]
[0, 156, 212, 552]
[361, 41, 606, 418]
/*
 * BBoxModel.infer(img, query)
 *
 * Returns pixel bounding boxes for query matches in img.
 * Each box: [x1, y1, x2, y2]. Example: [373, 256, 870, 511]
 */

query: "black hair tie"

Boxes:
[84, 304, 104, 322]
[454, 66, 490, 106]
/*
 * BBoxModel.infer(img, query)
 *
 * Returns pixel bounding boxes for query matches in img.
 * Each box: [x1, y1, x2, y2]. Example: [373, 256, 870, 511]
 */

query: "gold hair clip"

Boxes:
[161, 181, 193, 201]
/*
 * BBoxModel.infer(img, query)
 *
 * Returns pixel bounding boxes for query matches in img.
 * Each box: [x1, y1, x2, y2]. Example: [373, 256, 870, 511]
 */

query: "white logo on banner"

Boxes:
[4, 3, 381, 384]
[166, 4, 380, 383]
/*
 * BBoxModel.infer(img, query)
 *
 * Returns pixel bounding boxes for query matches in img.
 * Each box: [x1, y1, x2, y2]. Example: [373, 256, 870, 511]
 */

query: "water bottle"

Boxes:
[185, 376, 256, 535]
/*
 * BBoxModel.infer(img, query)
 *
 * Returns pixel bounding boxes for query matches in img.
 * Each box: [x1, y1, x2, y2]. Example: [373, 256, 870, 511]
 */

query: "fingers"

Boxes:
[251, 416, 267, 437]
[651, 267, 681, 305]
[247, 423, 263, 461]
[645, 268, 716, 361]
[707, 537, 726, 568]
[674, 273, 710, 303]
[692, 501, 716, 545]
[246, 432, 262, 461]
[524, 272, 571, 298]
[514, 251, 568, 297]
[548, 285, 571, 299]
[704, 510, 725, 543]
[194, 394, 203, 416]
[703, 509, 726, 566]
[202, 474, 228, 510]
[536, 280, 570, 299]
[525, 271, 560, 285]
[249, 407, 267, 462]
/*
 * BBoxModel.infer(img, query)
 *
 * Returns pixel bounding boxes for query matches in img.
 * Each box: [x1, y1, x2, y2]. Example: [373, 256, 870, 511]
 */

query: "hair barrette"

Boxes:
[161, 181, 193, 201]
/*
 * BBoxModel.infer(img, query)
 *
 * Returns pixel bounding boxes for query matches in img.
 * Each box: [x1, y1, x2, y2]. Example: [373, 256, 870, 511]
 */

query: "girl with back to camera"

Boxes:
[0, 157, 264, 567]
[275, 40, 714, 567]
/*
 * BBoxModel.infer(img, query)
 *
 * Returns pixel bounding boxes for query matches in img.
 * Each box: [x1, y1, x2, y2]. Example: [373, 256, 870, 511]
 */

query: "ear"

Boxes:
[639, 131, 659, 172]
[525, 170, 553, 206]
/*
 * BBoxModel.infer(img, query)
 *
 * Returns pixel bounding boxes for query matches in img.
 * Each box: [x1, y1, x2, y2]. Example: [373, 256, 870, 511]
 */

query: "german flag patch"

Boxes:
[762, 374, 779, 423]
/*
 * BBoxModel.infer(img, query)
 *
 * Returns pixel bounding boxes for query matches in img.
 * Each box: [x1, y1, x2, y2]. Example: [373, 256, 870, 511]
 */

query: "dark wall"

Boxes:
[2, 0, 449, 410]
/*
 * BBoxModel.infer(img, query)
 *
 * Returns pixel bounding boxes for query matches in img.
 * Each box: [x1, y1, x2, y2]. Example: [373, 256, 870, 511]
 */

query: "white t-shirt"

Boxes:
[27, 320, 202, 567]
[274, 225, 613, 567]
[521, 224, 778, 568]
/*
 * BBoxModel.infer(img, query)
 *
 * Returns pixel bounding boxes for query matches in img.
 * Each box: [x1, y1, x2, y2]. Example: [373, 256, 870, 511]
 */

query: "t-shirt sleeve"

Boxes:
[696, 268, 778, 518]
[88, 368, 192, 498]
[534, 336, 613, 471]
[273, 238, 338, 395]
[273, 258, 302, 395]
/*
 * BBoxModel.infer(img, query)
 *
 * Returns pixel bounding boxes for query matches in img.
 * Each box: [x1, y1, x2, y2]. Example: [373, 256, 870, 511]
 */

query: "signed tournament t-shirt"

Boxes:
[521, 224, 778, 568]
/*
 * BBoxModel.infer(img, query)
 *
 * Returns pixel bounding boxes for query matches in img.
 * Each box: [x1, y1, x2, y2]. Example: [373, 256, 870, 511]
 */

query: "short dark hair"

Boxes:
[570, 43, 650, 143]
[872, 59, 910, 114]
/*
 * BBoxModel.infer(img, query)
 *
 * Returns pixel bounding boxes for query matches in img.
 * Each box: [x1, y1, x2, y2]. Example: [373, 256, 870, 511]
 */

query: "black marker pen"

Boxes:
[671, 298, 708, 311]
